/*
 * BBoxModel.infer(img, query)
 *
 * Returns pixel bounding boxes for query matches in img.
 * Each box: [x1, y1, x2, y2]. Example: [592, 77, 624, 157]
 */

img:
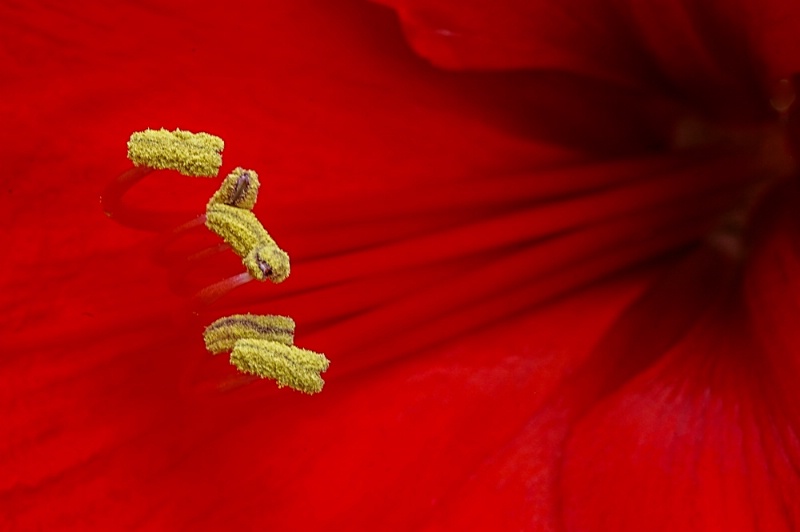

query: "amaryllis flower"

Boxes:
[2, 0, 800, 530]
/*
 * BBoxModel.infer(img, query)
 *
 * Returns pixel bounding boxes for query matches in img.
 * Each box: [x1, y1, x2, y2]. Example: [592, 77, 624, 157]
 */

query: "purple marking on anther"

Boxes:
[257, 257, 272, 278]
[229, 171, 250, 206]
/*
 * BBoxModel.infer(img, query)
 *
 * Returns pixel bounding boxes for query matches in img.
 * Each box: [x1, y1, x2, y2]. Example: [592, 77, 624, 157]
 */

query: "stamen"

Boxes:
[107, 128, 330, 394]
[205, 203, 266, 254]
[207, 167, 260, 210]
[152, 214, 211, 265]
[204, 313, 295, 353]
[193, 272, 255, 307]
[229, 339, 330, 394]
[244, 243, 290, 282]
[127, 128, 224, 177]
[100, 166, 160, 230]
[204, 203, 290, 282]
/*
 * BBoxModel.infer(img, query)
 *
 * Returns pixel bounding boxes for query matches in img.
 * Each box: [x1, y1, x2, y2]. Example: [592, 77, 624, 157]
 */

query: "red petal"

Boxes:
[374, 0, 656, 86]
[0, 0, 634, 528]
[745, 183, 800, 401]
[377, 0, 800, 122]
[409, 244, 737, 530]
[1, 265, 658, 529]
[558, 189, 800, 531]
[2, 0, 791, 529]
[560, 310, 800, 531]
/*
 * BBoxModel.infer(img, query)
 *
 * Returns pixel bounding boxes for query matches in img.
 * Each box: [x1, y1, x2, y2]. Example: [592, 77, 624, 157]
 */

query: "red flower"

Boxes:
[2, 0, 799, 530]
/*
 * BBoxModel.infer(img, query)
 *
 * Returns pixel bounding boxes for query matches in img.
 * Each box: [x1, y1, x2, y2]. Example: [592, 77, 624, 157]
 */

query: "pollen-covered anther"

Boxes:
[205, 203, 290, 283]
[207, 167, 260, 210]
[127, 128, 224, 177]
[244, 243, 290, 282]
[203, 313, 295, 354]
[230, 339, 330, 394]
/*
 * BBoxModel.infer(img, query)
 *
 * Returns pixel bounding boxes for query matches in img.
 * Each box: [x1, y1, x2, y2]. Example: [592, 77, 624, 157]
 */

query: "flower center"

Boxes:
[669, 81, 798, 261]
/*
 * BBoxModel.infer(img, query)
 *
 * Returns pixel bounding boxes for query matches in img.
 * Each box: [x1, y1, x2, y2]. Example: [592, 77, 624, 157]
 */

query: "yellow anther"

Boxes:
[203, 313, 295, 354]
[207, 167, 260, 210]
[205, 203, 270, 256]
[127, 128, 224, 177]
[205, 203, 290, 283]
[244, 243, 290, 282]
[230, 339, 330, 394]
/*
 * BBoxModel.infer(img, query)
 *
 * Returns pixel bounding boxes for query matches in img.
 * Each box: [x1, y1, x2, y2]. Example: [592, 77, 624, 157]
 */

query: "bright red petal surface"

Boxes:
[1, 265, 659, 529]
[3, 0, 799, 530]
[0, 0, 658, 528]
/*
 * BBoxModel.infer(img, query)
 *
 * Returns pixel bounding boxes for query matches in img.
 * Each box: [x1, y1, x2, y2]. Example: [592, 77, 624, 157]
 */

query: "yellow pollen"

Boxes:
[127, 128, 224, 177]
[230, 339, 330, 394]
[244, 243, 290, 282]
[203, 314, 295, 354]
[207, 167, 260, 210]
[205, 203, 290, 282]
